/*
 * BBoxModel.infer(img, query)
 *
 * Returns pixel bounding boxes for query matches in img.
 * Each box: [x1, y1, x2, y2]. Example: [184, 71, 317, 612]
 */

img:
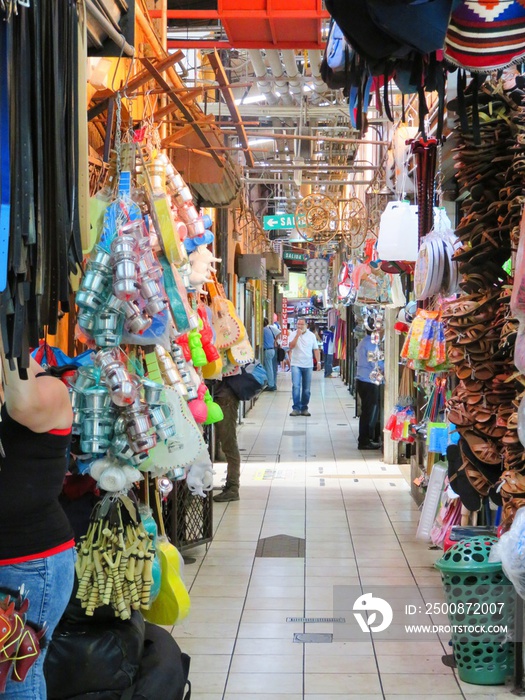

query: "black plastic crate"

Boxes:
[163, 479, 213, 552]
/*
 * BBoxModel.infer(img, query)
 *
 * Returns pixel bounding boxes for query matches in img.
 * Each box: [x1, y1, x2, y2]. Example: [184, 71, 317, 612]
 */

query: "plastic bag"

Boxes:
[121, 308, 171, 349]
[496, 507, 525, 599]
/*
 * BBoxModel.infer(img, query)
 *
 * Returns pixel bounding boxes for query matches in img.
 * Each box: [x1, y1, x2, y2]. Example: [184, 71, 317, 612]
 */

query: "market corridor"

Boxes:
[173, 372, 501, 700]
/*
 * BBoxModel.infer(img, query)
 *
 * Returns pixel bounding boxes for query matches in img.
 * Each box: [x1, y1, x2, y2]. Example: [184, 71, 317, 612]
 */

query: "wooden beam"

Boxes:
[161, 124, 201, 146]
[165, 143, 214, 159]
[141, 58, 225, 169]
[207, 50, 255, 169]
[87, 51, 185, 122]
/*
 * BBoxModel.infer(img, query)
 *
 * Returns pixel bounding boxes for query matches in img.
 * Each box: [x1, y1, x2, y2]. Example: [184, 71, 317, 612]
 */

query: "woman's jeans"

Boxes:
[291, 366, 313, 411]
[0, 547, 75, 699]
[264, 348, 276, 389]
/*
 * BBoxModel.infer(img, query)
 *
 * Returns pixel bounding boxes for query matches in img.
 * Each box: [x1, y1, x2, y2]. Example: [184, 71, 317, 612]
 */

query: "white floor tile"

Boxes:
[178, 374, 462, 698]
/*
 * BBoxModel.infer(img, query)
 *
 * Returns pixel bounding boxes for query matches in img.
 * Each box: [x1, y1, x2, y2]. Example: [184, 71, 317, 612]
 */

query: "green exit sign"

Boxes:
[283, 252, 308, 261]
[263, 214, 307, 230]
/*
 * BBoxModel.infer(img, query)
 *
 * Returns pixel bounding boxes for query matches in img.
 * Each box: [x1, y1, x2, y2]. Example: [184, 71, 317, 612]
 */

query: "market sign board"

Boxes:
[283, 252, 308, 262]
[263, 214, 306, 230]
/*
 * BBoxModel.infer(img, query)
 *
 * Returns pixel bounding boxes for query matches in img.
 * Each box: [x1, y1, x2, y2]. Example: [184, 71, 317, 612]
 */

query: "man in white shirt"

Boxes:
[288, 319, 321, 416]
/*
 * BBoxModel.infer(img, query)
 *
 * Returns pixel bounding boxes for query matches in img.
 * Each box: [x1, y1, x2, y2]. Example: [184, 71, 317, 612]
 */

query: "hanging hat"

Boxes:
[364, 315, 376, 332]
[445, 1, 525, 72]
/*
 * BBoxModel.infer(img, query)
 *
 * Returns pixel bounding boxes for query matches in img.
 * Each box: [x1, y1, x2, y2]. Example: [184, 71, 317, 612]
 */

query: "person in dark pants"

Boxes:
[262, 318, 279, 391]
[355, 317, 383, 450]
[323, 325, 335, 378]
[213, 380, 242, 502]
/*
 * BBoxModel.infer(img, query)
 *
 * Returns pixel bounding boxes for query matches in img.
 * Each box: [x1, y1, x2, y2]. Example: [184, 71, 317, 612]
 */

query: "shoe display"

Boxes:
[213, 488, 240, 502]
[289, 410, 301, 416]
[301, 410, 311, 416]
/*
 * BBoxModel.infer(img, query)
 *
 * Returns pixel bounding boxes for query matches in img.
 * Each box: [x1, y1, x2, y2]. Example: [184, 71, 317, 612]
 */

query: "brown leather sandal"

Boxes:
[463, 430, 501, 464]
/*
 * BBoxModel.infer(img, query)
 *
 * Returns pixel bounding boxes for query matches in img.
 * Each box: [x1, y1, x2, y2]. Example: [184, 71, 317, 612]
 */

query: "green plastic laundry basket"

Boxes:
[435, 536, 514, 685]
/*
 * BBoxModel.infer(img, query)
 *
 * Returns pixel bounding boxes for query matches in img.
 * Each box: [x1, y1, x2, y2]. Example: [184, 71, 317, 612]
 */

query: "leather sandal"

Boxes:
[462, 461, 493, 497]
[448, 404, 475, 427]
[475, 421, 507, 439]
[463, 430, 501, 464]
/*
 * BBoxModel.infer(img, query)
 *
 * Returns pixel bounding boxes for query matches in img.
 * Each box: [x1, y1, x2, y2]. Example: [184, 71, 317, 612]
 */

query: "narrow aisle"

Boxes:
[173, 372, 504, 700]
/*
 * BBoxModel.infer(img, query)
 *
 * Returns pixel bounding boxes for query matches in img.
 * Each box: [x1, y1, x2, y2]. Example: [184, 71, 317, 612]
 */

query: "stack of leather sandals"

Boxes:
[444, 78, 525, 526]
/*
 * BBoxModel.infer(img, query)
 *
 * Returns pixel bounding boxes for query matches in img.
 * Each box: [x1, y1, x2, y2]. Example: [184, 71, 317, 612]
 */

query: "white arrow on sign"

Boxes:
[266, 218, 278, 227]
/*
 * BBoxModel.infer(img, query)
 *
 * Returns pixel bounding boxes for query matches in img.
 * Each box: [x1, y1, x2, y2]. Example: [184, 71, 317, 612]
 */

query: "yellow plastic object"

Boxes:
[141, 535, 190, 625]
[87, 194, 110, 254]
[153, 195, 189, 267]
[202, 356, 223, 380]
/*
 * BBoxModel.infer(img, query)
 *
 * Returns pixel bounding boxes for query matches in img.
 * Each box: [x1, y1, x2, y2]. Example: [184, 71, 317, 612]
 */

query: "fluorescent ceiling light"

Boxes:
[248, 138, 276, 146]
[234, 94, 267, 105]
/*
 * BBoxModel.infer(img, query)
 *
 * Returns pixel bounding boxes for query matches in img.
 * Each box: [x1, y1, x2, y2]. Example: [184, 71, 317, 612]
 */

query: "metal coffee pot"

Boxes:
[111, 234, 140, 302]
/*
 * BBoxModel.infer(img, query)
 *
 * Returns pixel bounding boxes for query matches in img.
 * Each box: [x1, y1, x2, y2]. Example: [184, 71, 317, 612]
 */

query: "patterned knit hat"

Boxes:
[445, 0, 525, 71]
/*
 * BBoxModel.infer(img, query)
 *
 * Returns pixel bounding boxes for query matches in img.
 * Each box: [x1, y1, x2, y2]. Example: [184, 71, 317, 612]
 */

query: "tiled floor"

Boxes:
[172, 371, 514, 699]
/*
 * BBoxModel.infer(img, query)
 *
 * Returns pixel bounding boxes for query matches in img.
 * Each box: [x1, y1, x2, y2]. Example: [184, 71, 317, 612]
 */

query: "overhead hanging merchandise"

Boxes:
[0, 2, 83, 364]
[324, 0, 452, 136]
[69, 94, 258, 620]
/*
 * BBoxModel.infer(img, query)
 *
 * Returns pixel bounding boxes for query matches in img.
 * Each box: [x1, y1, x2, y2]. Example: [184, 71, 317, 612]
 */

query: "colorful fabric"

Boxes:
[445, 0, 525, 71]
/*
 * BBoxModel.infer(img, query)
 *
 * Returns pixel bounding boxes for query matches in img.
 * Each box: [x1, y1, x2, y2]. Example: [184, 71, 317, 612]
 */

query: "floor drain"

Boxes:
[287, 617, 346, 623]
[294, 633, 333, 643]
[255, 534, 305, 558]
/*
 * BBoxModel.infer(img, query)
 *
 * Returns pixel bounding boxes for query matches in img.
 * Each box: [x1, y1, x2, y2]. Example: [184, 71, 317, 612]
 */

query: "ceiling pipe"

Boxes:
[308, 49, 329, 103]
[243, 178, 372, 185]
[247, 49, 279, 105]
[281, 50, 303, 103]
[265, 50, 293, 105]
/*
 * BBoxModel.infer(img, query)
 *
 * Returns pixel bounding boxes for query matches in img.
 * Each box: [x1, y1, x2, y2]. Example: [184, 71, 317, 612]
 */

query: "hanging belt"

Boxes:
[0, 20, 10, 294]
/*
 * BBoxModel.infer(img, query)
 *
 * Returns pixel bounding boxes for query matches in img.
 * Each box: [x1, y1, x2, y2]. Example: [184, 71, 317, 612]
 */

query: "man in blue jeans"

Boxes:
[288, 318, 321, 416]
[263, 318, 279, 391]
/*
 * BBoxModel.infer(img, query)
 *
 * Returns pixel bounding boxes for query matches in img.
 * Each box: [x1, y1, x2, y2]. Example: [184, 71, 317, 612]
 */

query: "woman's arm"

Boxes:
[3, 356, 73, 433]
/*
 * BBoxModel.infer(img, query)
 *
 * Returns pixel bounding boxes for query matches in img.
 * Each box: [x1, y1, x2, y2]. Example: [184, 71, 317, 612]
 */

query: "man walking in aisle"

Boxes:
[288, 318, 321, 416]
[263, 318, 279, 391]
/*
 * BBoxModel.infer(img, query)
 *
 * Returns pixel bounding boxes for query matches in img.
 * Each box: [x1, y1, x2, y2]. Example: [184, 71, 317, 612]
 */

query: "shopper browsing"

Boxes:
[323, 325, 336, 378]
[262, 318, 280, 391]
[355, 316, 384, 450]
[0, 356, 76, 698]
[212, 379, 242, 502]
[288, 319, 321, 417]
